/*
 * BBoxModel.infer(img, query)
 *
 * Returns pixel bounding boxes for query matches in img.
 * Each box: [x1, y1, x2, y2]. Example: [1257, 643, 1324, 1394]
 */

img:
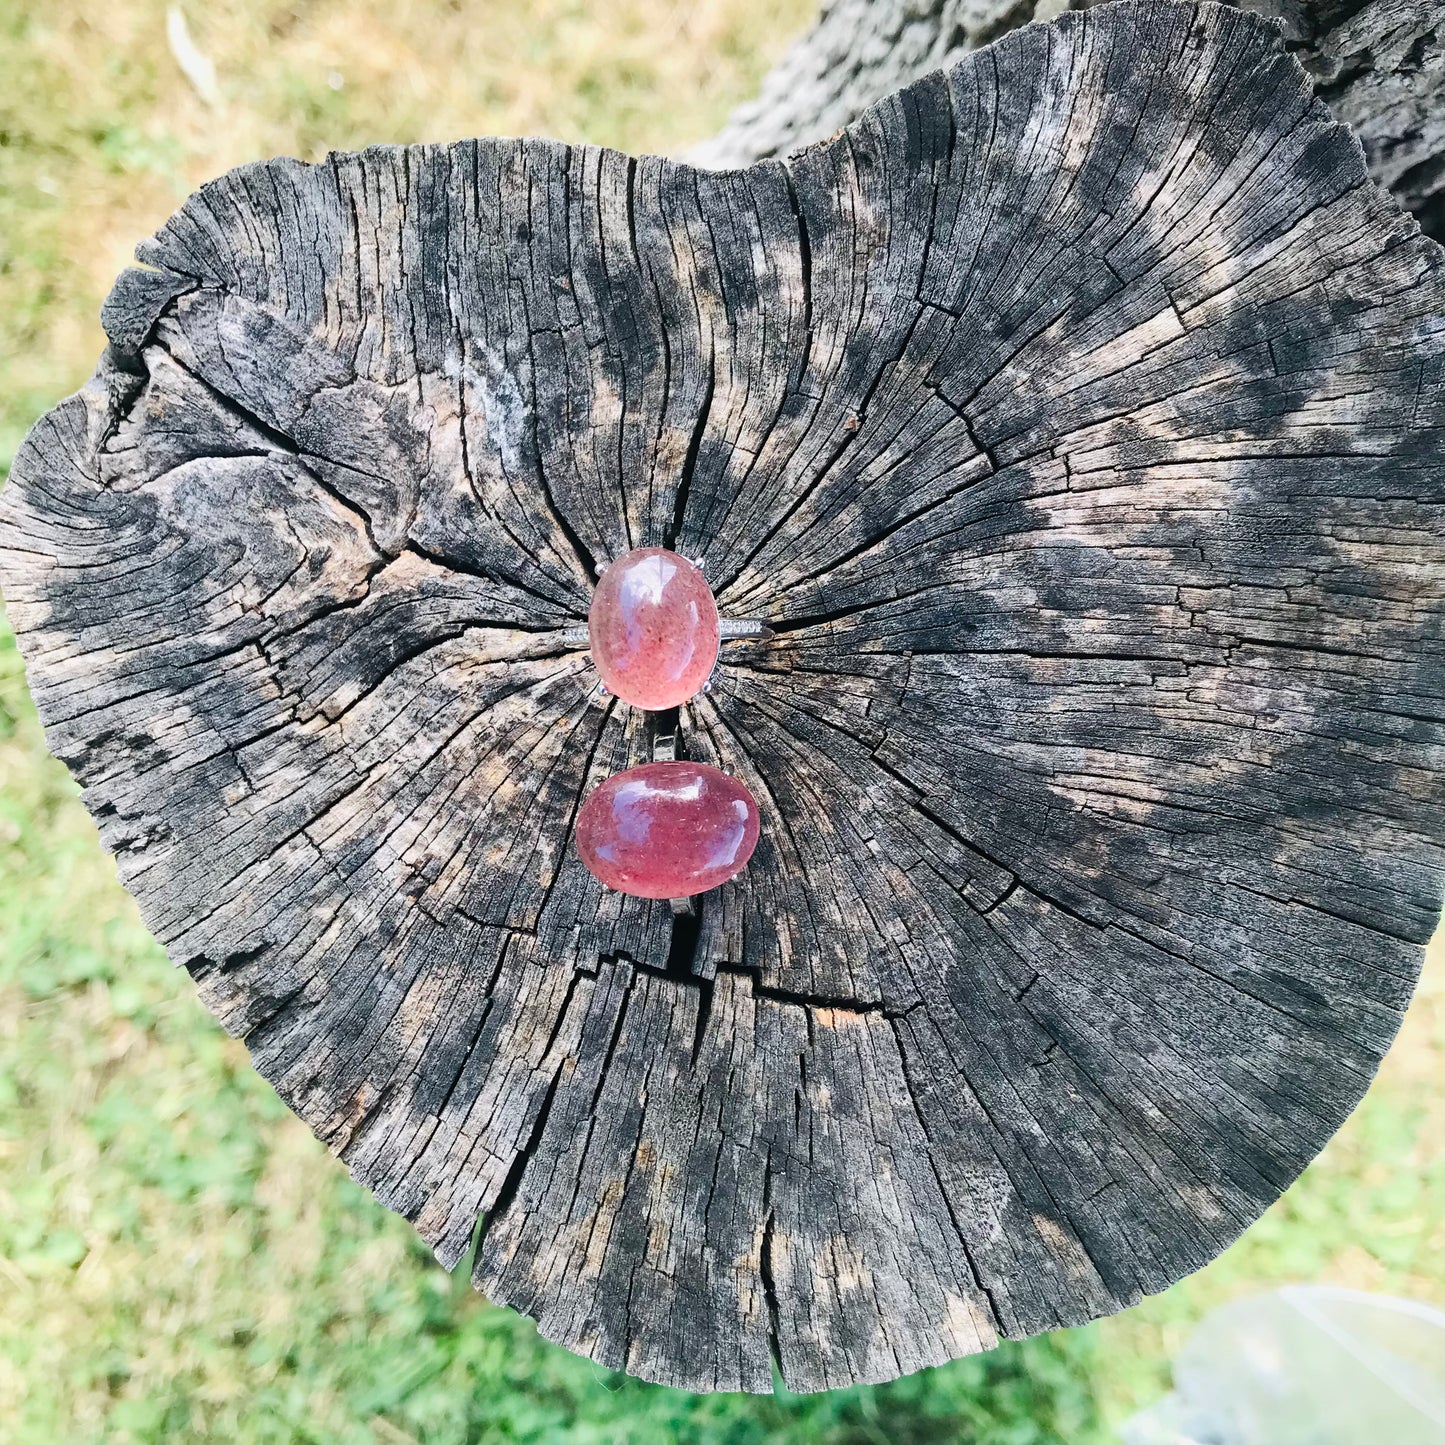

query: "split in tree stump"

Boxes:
[2, 0, 1444, 1394]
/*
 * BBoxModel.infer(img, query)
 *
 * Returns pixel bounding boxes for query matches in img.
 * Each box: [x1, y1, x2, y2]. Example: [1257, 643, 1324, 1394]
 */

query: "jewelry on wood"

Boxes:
[1, 0, 1441, 1396]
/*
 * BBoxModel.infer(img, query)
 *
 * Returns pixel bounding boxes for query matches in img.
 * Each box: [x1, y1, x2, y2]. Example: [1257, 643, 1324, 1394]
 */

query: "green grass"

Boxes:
[1, 2, 1443, 1441]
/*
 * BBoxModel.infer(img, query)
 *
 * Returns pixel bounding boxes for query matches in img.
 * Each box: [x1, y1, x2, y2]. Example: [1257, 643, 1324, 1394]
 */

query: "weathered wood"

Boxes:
[2, 0, 1444, 1393]
[697, 0, 1445, 243]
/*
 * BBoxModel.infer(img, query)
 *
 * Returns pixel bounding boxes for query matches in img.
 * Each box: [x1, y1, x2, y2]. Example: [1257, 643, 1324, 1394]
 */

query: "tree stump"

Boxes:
[697, 0, 1445, 244]
[2, 0, 1444, 1393]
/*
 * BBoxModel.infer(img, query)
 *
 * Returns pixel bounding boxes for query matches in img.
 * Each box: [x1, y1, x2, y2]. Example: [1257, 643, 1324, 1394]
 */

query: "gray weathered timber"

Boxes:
[2, 0, 1444, 1392]
[696, 0, 1445, 242]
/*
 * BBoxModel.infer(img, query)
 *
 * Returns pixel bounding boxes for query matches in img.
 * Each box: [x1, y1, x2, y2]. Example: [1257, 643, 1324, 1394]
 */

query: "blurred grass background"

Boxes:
[0, 2, 1441, 1442]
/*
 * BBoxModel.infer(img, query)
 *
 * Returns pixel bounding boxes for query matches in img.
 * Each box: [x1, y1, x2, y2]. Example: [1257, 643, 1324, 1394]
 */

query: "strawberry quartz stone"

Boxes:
[576, 762, 760, 898]
[588, 547, 719, 710]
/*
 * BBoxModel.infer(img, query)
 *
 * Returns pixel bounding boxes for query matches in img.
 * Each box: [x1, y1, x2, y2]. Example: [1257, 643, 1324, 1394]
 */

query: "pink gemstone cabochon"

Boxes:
[588, 547, 720, 710]
[575, 761, 760, 899]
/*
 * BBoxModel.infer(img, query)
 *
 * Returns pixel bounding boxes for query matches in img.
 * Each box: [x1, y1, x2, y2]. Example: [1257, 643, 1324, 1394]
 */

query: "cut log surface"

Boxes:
[2, 0, 1444, 1393]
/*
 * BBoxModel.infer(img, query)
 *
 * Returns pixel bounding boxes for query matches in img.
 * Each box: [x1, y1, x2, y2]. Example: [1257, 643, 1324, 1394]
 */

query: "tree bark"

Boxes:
[696, 0, 1445, 243]
[2, 0, 1443, 1394]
